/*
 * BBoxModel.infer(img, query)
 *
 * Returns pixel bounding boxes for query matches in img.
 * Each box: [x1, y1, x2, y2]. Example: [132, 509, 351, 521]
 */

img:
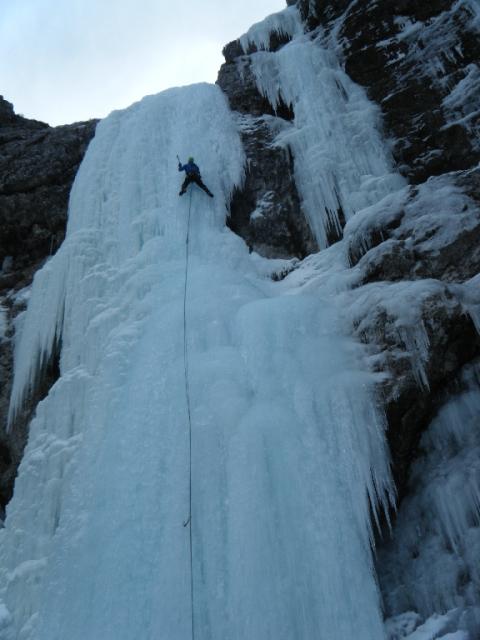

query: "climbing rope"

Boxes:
[183, 188, 195, 640]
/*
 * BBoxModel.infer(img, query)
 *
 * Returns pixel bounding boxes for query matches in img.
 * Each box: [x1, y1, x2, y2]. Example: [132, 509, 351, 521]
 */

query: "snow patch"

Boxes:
[344, 172, 480, 265]
[442, 64, 480, 146]
[249, 190, 274, 220]
[347, 279, 456, 388]
[386, 611, 422, 639]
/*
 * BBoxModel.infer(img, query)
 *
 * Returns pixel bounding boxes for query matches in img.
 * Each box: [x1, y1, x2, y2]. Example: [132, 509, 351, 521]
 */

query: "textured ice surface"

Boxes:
[373, 0, 480, 151]
[240, 7, 405, 247]
[385, 611, 423, 639]
[346, 278, 458, 389]
[454, 273, 480, 333]
[344, 173, 480, 263]
[0, 306, 6, 342]
[239, 6, 303, 53]
[443, 64, 480, 144]
[379, 363, 480, 631]
[386, 608, 476, 639]
[0, 83, 392, 640]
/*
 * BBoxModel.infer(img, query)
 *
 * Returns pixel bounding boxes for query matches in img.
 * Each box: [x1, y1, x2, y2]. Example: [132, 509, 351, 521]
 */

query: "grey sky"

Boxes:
[0, 0, 284, 126]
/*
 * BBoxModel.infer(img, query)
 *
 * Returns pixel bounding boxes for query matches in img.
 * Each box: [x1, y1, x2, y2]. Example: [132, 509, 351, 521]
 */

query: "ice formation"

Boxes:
[239, 6, 303, 53]
[3, 2, 478, 638]
[241, 7, 406, 247]
[379, 363, 480, 633]
[0, 306, 6, 342]
[343, 173, 480, 265]
[0, 75, 396, 639]
[386, 608, 472, 640]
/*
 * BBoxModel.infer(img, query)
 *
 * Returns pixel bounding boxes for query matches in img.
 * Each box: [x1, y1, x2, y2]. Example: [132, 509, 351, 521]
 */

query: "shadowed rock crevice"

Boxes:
[378, 300, 478, 501]
[217, 57, 294, 121]
[227, 117, 317, 258]
[218, 42, 317, 259]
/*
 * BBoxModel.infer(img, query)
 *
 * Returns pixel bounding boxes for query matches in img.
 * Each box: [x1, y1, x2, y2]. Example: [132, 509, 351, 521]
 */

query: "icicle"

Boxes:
[239, 6, 304, 53]
[240, 8, 405, 247]
[379, 363, 480, 622]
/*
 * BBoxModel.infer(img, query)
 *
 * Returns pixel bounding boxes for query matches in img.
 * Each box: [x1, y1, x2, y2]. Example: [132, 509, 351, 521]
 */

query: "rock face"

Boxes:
[227, 115, 318, 258]
[0, 97, 97, 273]
[219, 0, 480, 476]
[347, 172, 480, 285]
[297, 0, 480, 184]
[291, 1, 479, 447]
[0, 96, 97, 513]
[217, 47, 318, 259]
[343, 169, 480, 503]
[1, 0, 479, 632]
[350, 277, 479, 500]
[285, 0, 480, 629]
[219, 0, 480, 631]
[376, 360, 480, 632]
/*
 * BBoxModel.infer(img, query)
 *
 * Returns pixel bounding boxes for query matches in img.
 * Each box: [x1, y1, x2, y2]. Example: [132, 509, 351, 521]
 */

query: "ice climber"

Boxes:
[178, 157, 214, 198]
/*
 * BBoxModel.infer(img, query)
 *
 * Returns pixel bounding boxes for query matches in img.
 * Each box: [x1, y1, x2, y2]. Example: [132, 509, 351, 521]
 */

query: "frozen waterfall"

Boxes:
[0, 8, 404, 640]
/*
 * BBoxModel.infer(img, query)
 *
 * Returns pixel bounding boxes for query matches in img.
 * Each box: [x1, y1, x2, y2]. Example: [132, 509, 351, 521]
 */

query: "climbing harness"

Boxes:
[183, 189, 195, 640]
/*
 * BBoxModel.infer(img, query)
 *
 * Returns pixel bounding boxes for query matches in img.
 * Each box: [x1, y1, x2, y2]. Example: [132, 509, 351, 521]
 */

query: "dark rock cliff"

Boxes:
[298, 0, 480, 183]
[345, 169, 480, 499]
[217, 50, 318, 259]
[219, 0, 480, 493]
[0, 96, 97, 513]
[293, 0, 480, 494]
[0, 97, 97, 273]
[218, 0, 480, 630]
[1, 0, 479, 631]
[292, 0, 480, 628]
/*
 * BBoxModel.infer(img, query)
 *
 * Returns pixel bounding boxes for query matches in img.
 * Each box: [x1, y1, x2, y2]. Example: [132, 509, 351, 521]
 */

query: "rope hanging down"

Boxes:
[183, 189, 195, 640]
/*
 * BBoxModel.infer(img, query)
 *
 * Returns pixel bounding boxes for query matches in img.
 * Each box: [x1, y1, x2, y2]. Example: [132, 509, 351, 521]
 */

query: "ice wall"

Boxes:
[0, 79, 393, 639]
[239, 7, 406, 247]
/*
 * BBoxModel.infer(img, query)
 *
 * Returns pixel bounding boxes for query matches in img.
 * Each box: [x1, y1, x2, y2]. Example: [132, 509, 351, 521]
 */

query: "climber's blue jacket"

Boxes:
[179, 162, 200, 175]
